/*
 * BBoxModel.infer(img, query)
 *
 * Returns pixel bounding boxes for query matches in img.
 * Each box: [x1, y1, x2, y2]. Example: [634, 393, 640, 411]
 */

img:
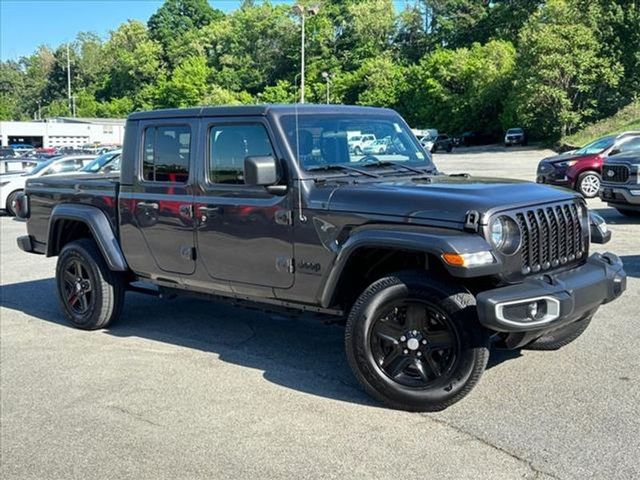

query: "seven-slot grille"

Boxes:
[514, 202, 585, 275]
[603, 164, 630, 183]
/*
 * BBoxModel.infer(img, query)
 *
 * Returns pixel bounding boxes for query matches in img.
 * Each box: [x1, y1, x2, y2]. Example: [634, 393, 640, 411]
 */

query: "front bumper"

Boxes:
[536, 163, 569, 186]
[476, 253, 626, 332]
[600, 185, 640, 209]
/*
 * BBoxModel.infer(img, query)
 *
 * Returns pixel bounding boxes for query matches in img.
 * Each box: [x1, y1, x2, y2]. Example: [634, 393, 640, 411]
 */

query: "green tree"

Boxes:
[404, 40, 516, 134]
[148, 0, 223, 65]
[505, 0, 623, 139]
[158, 56, 211, 107]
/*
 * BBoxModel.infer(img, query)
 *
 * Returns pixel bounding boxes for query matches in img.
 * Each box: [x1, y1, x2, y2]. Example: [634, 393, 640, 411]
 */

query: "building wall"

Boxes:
[0, 121, 125, 147]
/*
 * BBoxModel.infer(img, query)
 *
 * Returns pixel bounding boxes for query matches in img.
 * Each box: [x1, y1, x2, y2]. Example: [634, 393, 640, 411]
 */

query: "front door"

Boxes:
[123, 120, 197, 276]
[195, 119, 293, 289]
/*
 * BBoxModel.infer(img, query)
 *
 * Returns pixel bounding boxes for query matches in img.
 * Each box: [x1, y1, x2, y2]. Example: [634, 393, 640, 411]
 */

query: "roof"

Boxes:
[127, 104, 396, 121]
[49, 117, 126, 126]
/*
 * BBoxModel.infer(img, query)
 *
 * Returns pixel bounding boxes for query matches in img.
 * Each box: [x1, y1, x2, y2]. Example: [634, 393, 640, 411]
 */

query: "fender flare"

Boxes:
[47, 204, 128, 271]
[319, 226, 500, 308]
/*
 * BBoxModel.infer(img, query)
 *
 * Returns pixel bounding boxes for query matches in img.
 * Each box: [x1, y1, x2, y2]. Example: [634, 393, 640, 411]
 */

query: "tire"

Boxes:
[576, 171, 601, 198]
[345, 271, 490, 412]
[446, 144, 453, 153]
[5, 190, 21, 216]
[525, 315, 592, 351]
[431, 145, 437, 153]
[354, 146, 363, 155]
[56, 238, 125, 330]
[616, 208, 640, 217]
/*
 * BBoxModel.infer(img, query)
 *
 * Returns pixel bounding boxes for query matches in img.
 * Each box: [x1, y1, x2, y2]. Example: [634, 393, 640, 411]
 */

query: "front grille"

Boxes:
[514, 202, 585, 275]
[603, 164, 630, 183]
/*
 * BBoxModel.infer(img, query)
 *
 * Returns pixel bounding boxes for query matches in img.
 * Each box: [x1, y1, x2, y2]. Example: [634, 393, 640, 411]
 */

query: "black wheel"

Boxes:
[345, 271, 490, 411]
[525, 315, 592, 350]
[354, 146, 363, 155]
[431, 145, 437, 153]
[56, 238, 125, 330]
[616, 208, 640, 217]
[5, 190, 21, 216]
[576, 171, 601, 198]
[446, 143, 453, 152]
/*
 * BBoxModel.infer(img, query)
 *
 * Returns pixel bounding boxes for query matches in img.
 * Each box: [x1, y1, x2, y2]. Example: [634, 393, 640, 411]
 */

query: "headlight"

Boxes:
[489, 216, 521, 254]
[556, 160, 578, 168]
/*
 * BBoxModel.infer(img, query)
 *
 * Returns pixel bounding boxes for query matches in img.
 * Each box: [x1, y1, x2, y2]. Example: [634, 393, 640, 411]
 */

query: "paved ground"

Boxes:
[1, 145, 639, 479]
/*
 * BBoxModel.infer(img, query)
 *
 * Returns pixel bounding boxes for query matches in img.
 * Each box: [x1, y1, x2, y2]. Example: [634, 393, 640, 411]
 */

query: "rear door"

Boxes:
[123, 120, 197, 276]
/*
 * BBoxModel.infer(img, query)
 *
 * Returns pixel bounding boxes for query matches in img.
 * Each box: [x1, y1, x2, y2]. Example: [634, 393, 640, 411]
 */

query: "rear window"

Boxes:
[142, 125, 191, 182]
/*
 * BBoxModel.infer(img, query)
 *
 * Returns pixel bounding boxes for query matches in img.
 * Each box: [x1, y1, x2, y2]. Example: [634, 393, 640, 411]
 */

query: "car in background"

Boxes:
[9, 144, 35, 154]
[1, 158, 40, 176]
[80, 149, 121, 174]
[1, 147, 20, 159]
[536, 132, 640, 198]
[504, 128, 527, 147]
[0, 155, 94, 216]
[348, 134, 376, 155]
[362, 137, 396, 155]
[431, 134, 454, 153]
[600, 149, 640, 217]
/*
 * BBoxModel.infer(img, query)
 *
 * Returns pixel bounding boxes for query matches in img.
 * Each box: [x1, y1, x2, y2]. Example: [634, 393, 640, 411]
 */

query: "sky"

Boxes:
[0, 0, 413, 61]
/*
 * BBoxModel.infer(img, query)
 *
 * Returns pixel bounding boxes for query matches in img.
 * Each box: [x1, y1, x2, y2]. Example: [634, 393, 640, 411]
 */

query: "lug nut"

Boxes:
[417, 352, 422, 357]
[403, 349, 408, 354]
[400, 336, 406, 342]
[422, 339, 427, 344]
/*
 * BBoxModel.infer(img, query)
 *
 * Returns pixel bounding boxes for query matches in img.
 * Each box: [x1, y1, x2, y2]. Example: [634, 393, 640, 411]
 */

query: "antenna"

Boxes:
[294, 102, 307, 223]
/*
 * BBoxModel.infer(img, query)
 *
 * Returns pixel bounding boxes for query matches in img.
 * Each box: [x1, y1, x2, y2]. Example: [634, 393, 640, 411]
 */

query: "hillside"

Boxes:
[562, 100, 640, 148]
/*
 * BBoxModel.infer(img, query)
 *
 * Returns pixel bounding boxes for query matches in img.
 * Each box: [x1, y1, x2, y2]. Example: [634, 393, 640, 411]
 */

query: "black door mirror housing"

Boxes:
[589, 211, 611, 244]
[244, 155, 279, 186]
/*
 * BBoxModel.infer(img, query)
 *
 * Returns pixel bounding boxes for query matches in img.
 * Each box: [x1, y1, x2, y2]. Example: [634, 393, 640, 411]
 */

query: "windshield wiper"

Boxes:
[358, 159, 434, 175]
[307, 164, 380, 178]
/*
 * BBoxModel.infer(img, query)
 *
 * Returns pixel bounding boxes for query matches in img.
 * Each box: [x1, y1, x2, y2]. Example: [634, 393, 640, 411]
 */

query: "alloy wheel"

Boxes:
[62, 259, 93, 315]
[580, 174, 600, 197]
[370, 300, 459, 388]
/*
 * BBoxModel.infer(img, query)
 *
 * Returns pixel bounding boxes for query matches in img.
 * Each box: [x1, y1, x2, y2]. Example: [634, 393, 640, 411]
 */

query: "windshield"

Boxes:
[575, 136, 614, 155]
[82, 151, 120, 172]
[279, 114, 433, 172]
[507, 128, 523, 134]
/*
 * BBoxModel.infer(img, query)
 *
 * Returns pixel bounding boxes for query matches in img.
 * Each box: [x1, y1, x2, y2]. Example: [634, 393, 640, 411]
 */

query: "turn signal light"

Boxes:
[442, 251, 494, 268]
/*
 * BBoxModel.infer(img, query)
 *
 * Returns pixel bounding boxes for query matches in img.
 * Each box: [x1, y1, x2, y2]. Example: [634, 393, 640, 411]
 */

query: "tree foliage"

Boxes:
[1, 0, 637, 141]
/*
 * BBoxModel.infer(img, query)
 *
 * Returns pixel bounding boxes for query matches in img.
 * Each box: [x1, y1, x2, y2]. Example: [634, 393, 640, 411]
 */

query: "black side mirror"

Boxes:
[609, 148, 620, 156]
[589, 211, 611, 244]
[244, 155, 279, 186]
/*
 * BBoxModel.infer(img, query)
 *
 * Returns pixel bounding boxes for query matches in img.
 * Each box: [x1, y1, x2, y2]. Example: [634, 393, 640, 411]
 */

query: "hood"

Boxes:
[541, 151, 598, 164]
[323, 175, 576, 225]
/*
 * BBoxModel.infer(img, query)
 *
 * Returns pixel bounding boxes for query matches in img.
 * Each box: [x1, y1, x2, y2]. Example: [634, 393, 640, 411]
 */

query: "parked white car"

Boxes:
[348, 134, 377, 155]
[0, 155, 94, 216]
[80, 149, 122, 174]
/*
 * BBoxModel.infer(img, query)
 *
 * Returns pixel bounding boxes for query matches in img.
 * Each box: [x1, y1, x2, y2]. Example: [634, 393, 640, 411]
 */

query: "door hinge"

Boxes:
[464, 210, 481, 233]
[275, 209, 293, 226]
[276, 256, 295, 273]
[180, 245, 197, 261]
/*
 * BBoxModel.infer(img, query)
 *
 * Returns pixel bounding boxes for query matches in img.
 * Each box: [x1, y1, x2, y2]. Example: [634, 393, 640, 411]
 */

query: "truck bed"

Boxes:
[25, 173, 120, 248]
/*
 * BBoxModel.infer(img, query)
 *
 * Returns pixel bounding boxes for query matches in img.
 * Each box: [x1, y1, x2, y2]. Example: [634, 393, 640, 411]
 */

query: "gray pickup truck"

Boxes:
[15, 105, 626, 411]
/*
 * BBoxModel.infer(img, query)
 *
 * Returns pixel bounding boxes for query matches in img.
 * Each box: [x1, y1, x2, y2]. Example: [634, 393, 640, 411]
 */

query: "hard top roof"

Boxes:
[128, 104, 396, 121]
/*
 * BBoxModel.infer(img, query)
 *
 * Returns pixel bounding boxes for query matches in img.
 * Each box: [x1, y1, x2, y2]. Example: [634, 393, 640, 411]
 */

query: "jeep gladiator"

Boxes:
[15, 105, 627, 411]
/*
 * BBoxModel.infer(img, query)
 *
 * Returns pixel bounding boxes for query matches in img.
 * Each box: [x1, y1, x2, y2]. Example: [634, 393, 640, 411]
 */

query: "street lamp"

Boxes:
[292, 4, 319, 104]
[321, 71, 332, 104]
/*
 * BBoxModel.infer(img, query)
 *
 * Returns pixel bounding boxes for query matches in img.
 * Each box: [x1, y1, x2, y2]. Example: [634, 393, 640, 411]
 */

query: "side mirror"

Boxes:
[244, 155, 278, 186]
[609, 148, 620, 157]
[589, 211, 611, 244]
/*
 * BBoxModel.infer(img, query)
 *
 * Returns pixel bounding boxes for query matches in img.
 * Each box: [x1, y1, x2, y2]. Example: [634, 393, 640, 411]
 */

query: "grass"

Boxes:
[562, 100, 640, 148]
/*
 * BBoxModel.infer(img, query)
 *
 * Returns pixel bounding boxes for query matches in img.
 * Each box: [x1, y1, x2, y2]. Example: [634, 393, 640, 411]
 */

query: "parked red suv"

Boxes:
[536, 132, 640, 197]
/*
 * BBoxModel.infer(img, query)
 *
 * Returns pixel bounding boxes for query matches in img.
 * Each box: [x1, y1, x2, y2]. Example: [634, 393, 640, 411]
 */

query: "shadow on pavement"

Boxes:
[592, 207, 640, 225]
[620, 255, 640, 278]
[0, 277, 522, 407]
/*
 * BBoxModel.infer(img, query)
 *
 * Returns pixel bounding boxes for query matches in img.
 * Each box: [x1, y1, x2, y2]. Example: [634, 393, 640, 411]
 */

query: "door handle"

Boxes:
[199, 205, 222, 215]
[198, 205, 222, 222]
[137, 201, 159, 210]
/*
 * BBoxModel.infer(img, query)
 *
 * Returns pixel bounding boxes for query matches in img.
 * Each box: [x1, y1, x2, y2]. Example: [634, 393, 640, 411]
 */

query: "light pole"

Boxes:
[292, 4, 319, 104]
[321, 71, 332, 104]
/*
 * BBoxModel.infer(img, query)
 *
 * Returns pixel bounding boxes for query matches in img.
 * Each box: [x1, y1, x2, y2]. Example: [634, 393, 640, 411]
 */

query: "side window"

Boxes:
[142, 125, 191, 182]
[209, 124, 275, 185]
[618, 137, 640, 154]
[46, 159, 77, 175]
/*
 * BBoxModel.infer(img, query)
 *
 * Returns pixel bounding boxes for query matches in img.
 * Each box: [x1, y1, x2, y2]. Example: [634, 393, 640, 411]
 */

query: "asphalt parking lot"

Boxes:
[1, 146, 639, 480]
